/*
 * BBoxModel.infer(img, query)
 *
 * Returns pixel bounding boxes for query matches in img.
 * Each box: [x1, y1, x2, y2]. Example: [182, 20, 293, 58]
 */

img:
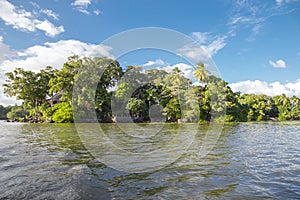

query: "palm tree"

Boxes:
[193, 62, 209, 83]
[171, 67, 184, 97]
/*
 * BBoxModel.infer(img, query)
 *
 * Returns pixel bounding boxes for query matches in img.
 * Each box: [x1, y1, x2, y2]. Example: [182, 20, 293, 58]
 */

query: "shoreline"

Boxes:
[3, 119, 300, 125]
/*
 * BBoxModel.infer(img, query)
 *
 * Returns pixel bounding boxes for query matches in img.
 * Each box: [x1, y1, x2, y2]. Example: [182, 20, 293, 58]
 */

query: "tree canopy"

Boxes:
[2, 55, 300, 123]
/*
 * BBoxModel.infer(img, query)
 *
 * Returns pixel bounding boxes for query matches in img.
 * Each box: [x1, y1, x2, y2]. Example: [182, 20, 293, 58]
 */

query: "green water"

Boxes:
[0, 122, 299, 199]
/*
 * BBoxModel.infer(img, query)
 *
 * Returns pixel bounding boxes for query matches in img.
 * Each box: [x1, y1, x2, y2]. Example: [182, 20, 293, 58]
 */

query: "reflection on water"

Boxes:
[0, 122, 299, 199]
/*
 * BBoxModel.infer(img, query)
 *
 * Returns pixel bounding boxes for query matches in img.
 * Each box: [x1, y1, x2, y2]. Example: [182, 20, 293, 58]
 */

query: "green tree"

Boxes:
[239, 94, 272, 121]
[163, 98, 181, 122]
[126, 98, 144, 118]
[290, 96, 300, 120]
[183, 86, 202, 122]
[6, 105, 29, 120]
[3, 67, 56, 109]
[155, 67, 191, 121]
[193, 62, 209, 83]
[272, 94, 292, 120]
[72, 56, 122, 121]
[49, 55, 82, 102]
[0, 105, 10, 119]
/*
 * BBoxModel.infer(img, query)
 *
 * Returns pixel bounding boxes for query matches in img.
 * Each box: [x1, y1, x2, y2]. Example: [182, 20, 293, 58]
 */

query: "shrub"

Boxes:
[7, 106, 29, 119]
[51, 102, 74, 123]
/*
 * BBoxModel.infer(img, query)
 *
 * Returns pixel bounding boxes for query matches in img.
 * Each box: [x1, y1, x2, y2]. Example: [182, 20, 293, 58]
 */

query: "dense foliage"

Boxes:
[0, 105, 11, 119]
[2, 56, 300, 123]
[6, 105, 28, 121]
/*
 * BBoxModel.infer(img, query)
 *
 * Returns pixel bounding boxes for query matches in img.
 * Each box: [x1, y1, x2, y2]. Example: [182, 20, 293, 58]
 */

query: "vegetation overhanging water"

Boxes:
[1, 56, 299, 124]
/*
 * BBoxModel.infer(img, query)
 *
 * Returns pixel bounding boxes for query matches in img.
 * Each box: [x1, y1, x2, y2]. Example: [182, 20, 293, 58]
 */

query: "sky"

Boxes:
[0, 0, 300, 105]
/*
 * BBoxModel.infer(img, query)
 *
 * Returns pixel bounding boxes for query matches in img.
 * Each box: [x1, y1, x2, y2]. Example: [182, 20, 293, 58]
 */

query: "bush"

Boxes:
[29, 104, 49, 121]
[7, 106, 29, 119]
[51, 102, 74, 123]
[0, 105, 10, 119]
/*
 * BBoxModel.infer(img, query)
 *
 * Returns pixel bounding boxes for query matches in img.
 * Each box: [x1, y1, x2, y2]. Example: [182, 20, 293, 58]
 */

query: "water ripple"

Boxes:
[0, 122, 299, 199]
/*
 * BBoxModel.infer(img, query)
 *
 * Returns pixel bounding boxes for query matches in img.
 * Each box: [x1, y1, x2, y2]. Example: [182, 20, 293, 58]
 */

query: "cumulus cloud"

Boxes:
[142, 59, 218, 83]
[0, 40, 113, 72]
[229, 80, 300, 97]
[0, 39, 113, 105]
[140, 59, 199, 82]
[35, 20, 64, 37]
[142, 59, 167, 67]
[140, 60, 195, 80]
[0, 36, 17, 107]
[269, 59, 287, 68]
[0, 0, 35, 31]
[0, 0, 64, 37]
[160, 63, 196, 81]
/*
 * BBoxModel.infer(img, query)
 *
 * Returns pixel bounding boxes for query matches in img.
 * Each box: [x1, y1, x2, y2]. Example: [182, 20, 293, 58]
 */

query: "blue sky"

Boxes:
[0, 0, 300, 105]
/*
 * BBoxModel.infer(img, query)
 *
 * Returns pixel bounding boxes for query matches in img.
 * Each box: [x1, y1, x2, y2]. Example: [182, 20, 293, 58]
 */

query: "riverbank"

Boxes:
[6, 117, 46, 123]
[4, 117, 300, 124]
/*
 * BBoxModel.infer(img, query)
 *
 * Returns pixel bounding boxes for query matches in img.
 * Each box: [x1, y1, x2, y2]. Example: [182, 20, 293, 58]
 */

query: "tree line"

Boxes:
[2, 55, 300, 123]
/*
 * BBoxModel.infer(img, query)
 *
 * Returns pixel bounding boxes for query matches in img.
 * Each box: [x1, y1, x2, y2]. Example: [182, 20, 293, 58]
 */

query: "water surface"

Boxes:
[0, 122, 299, 199]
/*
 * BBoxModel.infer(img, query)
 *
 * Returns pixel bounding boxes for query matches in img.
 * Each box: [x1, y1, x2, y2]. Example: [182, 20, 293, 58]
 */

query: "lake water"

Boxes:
[0, 122, 299, 199]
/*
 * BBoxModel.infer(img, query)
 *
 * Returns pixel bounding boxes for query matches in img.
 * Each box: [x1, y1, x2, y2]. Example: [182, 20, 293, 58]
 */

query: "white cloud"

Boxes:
[228, 16, 254, 26]
[269, 59, 287, 68]
[143, 60, 216, 83]
[40, 9, 59, 20]
[76, 8, 90, 15]
[275, 0, 296, 5]
[141, 60, 197, 81]
[0, 0, 64, 37]
[0, 0, 35, 31]
[228, 0, 299, 40]
[0, 39, 113, 105]
[72, 0, 92, 6]
[229, 80, 300, 97]
[177, 45, 208, 61]
[0, 40, 113, 72]
[0, 36, 14, 63]
[228, 1, 264, 28]
[71, 0, 100, 15]
[93, 9, 101, 15]
[206, 36, 227, 56]
[228, 14, 264, 40]
[35, 20, 64, 37]
[142, 59, 167, 67]
[160, 63, 196, 81]
[178, 33, 227, 60]
[192, 32, 210, 44]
